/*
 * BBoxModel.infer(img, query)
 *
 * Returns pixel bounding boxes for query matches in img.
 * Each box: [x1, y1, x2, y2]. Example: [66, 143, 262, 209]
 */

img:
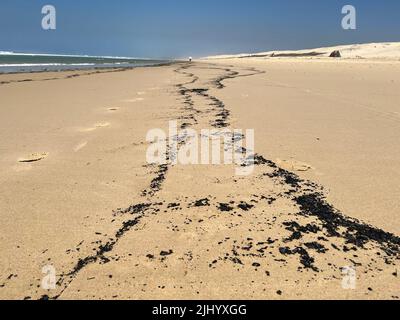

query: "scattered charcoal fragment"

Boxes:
[180, 123, 191, 129]
[295, 193, 400, 259]
[192, 198, 210, 207]
[190, 88, 209, 94]
[160, 250, 174, 256]
[238, 202, 254, 211]
[279, 247, 318, 272]
[286, 231, 302, 242]
[168, 203, 180, 209]
[253, 154, 277, 167]
[266, 168, 302, 188]
[209, 260, 219, 268]
[284, 221, 320, 234]
[231, 257, 244, 265]
[261, 196, 277, 205]
[279, 247, 292, 255]
[305, 242, 328, 253]
[116, 203, 151, 215]
[242, 244, 253, 251]
[142, 165, 168, 196]
[331, 244, 340, 251]
[218, 203, 234, 212]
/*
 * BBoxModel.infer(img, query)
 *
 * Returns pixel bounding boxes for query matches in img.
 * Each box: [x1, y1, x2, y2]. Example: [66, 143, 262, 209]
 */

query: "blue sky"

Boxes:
[0, 0, 399, 58]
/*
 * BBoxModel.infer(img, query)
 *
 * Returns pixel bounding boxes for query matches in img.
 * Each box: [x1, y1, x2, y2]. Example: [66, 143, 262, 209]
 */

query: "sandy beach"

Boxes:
[1, 45, 400, 300]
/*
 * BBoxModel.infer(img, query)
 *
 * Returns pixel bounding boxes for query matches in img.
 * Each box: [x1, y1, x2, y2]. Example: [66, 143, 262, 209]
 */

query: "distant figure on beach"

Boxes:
[189, 57, 192, 62]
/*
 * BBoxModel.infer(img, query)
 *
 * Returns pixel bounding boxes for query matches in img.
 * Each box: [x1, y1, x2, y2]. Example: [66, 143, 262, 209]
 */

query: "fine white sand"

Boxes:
[204, 42, 400, 60]
[1, 47, 400, 299]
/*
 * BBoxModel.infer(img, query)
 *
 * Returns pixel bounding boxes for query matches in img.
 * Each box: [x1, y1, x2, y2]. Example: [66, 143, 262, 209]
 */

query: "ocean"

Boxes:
[0, 52, 169, 73]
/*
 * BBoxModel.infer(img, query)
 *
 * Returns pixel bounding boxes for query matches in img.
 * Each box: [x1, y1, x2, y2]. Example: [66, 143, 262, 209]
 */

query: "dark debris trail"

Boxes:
[45, 62, 399, 299]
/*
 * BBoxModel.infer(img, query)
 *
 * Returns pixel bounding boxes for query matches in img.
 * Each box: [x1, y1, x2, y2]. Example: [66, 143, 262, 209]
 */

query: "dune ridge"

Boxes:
[203, 42, 400, 60]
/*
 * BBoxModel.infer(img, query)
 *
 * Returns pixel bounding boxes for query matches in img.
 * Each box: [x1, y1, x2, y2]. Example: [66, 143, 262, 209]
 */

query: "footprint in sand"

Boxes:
[95, 122, 110, 128]
[18, 152, 49, 163]
[80, 122, 111, 132]
[108, 107, 119, 112]
[80, 127, 97, 133]
[124, 98, 144, 103]
[277, 158, 313, 172]
[74, 141, 88, 152]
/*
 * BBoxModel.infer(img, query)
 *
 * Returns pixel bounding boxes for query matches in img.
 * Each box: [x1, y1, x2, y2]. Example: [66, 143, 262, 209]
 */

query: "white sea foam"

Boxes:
[0, 63, 96, 67]
[0, 51, 167, 73]
[0, 51, 150, 60]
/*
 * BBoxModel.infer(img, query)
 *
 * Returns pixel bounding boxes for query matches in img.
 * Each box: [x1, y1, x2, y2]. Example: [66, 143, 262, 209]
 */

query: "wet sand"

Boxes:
[0, 60, 399, 300]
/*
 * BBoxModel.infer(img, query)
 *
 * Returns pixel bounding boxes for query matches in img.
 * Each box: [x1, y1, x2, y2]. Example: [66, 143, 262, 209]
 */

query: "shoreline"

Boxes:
[0, 61, 178, 86]
[0, 51, 174, 74]
[0, 61, 176, 76]
[0, 61, 180, 76]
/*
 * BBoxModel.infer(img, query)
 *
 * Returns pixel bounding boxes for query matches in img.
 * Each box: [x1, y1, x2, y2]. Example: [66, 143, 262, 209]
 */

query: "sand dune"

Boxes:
[204, 42, 400, 60]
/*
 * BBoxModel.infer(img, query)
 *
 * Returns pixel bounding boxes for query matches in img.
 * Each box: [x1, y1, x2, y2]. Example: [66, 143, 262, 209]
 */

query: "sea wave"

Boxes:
[0, 63, 97, 67]
[0, 55, 167, 73]
[0, 51, 149, 60]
